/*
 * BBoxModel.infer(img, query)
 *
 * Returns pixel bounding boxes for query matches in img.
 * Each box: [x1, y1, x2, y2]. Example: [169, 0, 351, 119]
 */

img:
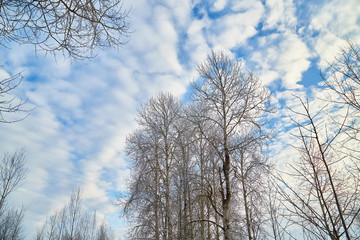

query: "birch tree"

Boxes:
[192, 51, 272, 240]
[124, 93, 181, 240]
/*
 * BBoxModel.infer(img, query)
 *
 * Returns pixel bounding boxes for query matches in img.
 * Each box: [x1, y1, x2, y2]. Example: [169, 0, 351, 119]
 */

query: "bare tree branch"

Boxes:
[0, 0, 130, 59]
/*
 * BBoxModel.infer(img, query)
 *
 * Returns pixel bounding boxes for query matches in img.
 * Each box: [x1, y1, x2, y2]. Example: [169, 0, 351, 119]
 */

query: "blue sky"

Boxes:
[0, 0, 360, 238]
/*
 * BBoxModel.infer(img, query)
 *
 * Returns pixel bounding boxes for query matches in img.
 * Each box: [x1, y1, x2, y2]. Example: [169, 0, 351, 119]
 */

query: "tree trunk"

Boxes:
[223, 145, 232, 240]
[240, 154, 252, 240]
[200, 147, 206, 240]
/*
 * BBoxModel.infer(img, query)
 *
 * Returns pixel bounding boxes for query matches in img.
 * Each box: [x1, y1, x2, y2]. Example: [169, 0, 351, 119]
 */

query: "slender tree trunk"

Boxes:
[188, 179, 194, 240]
[165, 166, 172, 240]
[200, 146, 206, 240]
[240, 154, 252, 240]
[212, 157, 221, 240]
[207, 201, 211, 240]
[165, 141, 173, 240]
[222, 139, 232, 240]
[178, 184, 183, 240]
[155, 161, 160, 240]
[183, 147, 188, 239]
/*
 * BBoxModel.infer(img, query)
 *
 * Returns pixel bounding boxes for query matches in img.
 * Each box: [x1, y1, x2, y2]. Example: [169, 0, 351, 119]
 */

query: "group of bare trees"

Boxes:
[122, 51, 274, 240]
[0, 150, 116, 240]
[123, 42, 360, 240]
[35, 189, 114, 240]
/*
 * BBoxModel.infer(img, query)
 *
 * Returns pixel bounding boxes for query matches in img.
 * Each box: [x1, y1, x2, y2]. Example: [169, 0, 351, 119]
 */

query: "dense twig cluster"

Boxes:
[0, 0, 129, 59]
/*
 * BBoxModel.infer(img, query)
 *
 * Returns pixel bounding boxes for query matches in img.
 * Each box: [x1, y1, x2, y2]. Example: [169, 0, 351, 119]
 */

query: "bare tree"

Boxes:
[172, 114, 196, 239]
[0, 0, 129, 59]
[190, 128, 217, 240]
[186, 102, 230, 240]
[123, 129, 164, 239]
[0, 72, 28, 240]
[232, 141, 270, 240]
[35, 188, 113, 240]
[192, 50, 272, 240]
[276, 97, 360, 239]
[0, 150, 27, 240]
[1, 0, 130, 119]
[123, 93, 182, 240]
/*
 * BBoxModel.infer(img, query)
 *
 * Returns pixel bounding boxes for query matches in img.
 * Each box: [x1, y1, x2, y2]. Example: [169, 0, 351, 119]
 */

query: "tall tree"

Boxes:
[192, 51, 272, 240]
[124, 93, 181, 240]
[124, 129, 164, 239]
[172, 114, 196, 239]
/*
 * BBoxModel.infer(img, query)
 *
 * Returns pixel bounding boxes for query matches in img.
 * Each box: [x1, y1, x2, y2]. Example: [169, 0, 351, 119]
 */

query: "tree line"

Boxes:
[121, 42, 360, 240]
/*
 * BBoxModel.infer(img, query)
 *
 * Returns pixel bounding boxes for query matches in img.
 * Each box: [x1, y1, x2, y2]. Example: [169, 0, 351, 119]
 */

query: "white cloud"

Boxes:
[184, 18, 211, 68]
[0, 104, 75, 236]
[309, 0, 360, 68]
[208, 2, 264, 50]
[258, 70, 279, 86]
[251, 32, 311, 89]
[231, 0, 260, 12]
[278, 33, 311, 88]
[312, 33, 347, 68]
[310, 0, 360, 38]
[263, 0, 296, 30]
[242, 0, 314, 89]
[163, 0, 192, 28]
[211, 0, 228, 12]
